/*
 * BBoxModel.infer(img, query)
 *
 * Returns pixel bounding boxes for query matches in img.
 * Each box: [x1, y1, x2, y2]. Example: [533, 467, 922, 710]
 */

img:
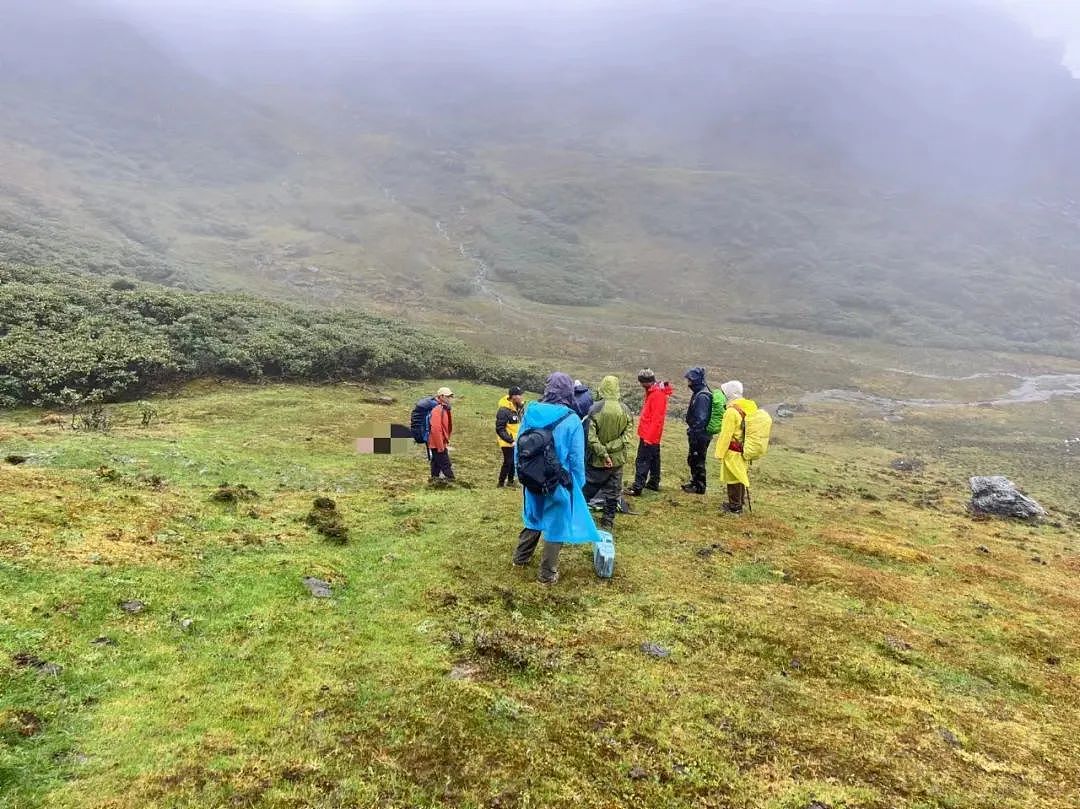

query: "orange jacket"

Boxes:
[427, 403, 453, 451]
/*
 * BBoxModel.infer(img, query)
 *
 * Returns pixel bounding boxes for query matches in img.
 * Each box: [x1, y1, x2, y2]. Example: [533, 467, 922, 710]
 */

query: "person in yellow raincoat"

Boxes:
[713, 380, 755, 514]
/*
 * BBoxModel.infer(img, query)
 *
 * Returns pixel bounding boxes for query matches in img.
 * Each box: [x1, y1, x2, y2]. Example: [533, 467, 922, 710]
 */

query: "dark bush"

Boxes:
[0, 264, 537, 407]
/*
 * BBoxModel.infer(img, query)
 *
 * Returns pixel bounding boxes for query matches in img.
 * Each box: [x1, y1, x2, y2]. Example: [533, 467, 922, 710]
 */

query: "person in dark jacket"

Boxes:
[681, 367, 712, 494]
[572, 380, 594, 419]
[495, 386, 526, 487]
[628, 369, 674, 496]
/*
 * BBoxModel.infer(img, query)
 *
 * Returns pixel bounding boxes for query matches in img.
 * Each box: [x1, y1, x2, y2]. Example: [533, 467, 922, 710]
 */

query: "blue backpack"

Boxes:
[410, 397, 438, 444]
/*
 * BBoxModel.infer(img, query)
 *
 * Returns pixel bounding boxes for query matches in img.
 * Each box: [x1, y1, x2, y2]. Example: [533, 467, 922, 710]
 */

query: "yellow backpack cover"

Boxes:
[732, 401, 773, 462]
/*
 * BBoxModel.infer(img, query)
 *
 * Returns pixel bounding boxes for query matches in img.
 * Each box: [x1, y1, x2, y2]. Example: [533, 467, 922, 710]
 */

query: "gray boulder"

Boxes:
[969, 476, 1046, 520]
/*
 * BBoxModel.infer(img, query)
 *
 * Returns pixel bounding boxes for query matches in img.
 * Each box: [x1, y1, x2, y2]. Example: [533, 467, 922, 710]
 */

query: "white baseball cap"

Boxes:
[436, 386, 454, 397]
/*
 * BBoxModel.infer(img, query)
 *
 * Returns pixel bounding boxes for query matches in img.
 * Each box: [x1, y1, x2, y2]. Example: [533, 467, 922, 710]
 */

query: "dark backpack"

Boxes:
[706, 390, 728, 435]
[517, 410, 575, 495]
[410, 397, 438, 444]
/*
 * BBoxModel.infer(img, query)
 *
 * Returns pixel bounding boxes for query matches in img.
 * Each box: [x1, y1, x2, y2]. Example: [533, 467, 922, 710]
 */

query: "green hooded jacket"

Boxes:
[585, 375, 633, 468]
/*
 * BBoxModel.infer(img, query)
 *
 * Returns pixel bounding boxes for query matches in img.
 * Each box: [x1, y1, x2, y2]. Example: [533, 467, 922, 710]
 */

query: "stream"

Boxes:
[800, 373, 1080, 411]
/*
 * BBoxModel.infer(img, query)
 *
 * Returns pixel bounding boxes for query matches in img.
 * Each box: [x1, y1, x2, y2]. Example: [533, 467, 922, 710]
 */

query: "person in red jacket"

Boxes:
[627, 369, 674, 496]
[427, 386, 455, 481]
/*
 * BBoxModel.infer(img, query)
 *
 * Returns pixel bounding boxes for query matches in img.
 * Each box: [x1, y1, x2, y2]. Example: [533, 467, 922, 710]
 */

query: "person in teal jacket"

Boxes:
[512, 371, 600, 584]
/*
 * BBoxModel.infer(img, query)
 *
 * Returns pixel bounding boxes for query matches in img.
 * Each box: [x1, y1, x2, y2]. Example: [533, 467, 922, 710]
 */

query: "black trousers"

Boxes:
[498, 446, 515, 485]
[583, 466, 623, 525]
[633, 439, 661, 491]
[429, 449, 455, 479]
[686, 434, 711, 492]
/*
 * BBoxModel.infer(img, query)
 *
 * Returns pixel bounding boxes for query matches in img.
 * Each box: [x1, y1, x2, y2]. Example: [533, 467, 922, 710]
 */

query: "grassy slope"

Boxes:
[2, 382, 1079, 809]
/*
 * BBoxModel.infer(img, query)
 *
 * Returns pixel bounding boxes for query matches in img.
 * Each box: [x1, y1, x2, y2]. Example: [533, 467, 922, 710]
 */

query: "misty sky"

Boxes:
[104, 0, 1080, 73]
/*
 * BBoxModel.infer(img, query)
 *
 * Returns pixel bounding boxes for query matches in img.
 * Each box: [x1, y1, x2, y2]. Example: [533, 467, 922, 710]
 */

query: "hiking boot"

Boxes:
[504, 481, 518, 489]
[538, 572, 560, 585]
[681, 483, 705, 494]
[721, 502, 743, 515]
[645, 482, 660, 492]
[625, 486, 643, 497]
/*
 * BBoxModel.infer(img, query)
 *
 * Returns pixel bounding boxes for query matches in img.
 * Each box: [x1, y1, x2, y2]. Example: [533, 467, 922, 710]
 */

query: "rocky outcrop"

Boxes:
[969, 476, 1046, 520]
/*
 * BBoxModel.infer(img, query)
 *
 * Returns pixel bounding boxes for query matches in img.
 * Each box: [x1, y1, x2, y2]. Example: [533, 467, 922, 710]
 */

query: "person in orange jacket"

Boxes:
[627, 369, 674, 495]
[427, 386, 455, 481]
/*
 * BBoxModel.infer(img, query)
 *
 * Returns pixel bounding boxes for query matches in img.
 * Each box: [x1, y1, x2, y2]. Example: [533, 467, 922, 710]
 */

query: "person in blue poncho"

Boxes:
[512, 371, 601, 584]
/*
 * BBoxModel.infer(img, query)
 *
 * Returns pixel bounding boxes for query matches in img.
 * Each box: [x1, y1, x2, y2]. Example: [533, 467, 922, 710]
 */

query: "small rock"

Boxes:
[627, 766, 650, 781]
[775, 404, 798, 419]
[640, 642, 671, 659]
[4, 454, 28, 465]
[938, 727, 961, 747]
[1046, 655, 1061, 666]
[179, 618, 195, 632]
[448, 631, 464, 648]
[1031, 556, 1047, 565]
[790, 658, 802, 670]
[91, 636, 117, 647]
[976, 545, 991, 555]
[449, 662, 480, 681]
[890, 457, 924, 473]
[805, 802, 832, 809]
[303, 577, 333, 598]
[969, 476, 1046, 520]
[119, 599, 146, 614]
[360, 395, 397, 406]
[885, 635, 912, 652]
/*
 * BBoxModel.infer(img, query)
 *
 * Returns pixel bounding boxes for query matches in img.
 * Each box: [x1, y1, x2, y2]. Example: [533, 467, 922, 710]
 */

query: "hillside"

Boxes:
[0, 264, 535, 408]
[2, 0, 1080, 369]
[2, 380, 1079, 808]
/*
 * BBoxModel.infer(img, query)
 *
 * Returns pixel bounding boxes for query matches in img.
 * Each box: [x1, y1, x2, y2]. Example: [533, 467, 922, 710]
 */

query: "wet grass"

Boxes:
[1, 382, 1079, 808]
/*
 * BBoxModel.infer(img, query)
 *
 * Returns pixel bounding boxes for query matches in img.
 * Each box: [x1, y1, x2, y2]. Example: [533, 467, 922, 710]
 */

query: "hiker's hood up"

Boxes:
[597, 375, 621, 401]
[541, 372, 576, 409]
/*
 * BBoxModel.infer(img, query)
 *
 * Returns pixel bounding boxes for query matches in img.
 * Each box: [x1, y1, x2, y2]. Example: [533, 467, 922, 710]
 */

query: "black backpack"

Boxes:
[516, 410, 574, 495]
[410, 397, 438, 444]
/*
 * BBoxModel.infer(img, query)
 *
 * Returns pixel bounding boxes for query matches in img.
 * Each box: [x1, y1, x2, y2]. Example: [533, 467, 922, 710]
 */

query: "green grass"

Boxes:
[2, 381, 1079, 808]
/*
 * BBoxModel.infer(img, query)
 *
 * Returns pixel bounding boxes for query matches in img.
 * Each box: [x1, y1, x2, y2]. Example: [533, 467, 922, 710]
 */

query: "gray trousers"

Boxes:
[513, 528, 561, 582]
[583, 466, 623, 524]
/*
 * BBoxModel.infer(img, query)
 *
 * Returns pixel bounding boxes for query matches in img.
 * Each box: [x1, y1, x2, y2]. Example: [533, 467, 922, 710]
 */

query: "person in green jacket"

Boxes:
[582, 375, 633, 530]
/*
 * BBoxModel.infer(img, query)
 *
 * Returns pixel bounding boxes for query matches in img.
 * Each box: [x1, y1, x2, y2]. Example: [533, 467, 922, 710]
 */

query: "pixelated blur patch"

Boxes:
[356, 423, 413, 455]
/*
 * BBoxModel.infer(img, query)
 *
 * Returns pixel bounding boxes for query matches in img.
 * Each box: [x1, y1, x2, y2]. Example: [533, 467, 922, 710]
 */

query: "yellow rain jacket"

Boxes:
[713, 398, 757, 488]
[495, 395, 525, 448]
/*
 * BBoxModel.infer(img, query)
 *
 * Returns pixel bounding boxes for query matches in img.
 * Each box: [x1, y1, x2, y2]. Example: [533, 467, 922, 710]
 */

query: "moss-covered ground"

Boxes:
[2, 381, 1078, 808]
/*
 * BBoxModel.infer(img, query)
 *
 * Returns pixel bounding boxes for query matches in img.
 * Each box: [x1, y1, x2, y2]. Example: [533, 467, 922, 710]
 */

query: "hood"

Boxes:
[498, 394, 513, 409]
[684, 367, 706, 389]
[730, 398, 758, 415]
[541, 372, 577, 408]
[573, 383, 590, 394]
[597, 375, 621, 400]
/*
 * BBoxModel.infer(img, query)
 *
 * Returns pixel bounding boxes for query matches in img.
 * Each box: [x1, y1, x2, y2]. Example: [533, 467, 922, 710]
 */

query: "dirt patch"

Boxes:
[211, 482, 259, 503]
[12, 651, 62, 676]
[306, 497, 348, 543]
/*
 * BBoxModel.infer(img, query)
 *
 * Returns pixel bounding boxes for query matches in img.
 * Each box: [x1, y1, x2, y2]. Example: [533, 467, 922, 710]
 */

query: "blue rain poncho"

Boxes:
[516, 401, 601, 545]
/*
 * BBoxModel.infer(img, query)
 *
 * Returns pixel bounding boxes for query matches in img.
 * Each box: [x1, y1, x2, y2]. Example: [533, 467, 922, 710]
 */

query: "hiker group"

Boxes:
[410, 368, 771, 583]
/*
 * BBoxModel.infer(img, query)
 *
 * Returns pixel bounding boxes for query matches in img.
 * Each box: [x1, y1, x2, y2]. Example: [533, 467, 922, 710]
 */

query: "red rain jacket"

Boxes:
[637, 382, 674, 445]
